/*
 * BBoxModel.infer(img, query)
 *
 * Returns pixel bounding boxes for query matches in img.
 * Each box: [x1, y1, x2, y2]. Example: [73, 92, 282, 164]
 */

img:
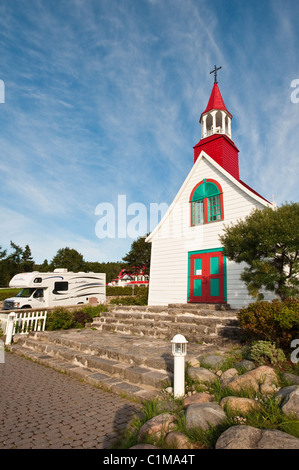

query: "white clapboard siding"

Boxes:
[147, 152, 274, 308]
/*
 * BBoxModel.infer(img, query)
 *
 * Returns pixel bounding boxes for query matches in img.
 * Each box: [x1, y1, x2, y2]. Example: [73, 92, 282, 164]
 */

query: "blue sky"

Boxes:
[0, 0, 299, 264]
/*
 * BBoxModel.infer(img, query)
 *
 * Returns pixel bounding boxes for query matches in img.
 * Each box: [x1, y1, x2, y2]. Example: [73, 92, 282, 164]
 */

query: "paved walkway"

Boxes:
[0, 352, 142, 449]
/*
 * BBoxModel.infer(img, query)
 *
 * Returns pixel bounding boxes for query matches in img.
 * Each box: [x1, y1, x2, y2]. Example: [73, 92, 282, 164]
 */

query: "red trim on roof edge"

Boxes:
[239, 179, 270, 203]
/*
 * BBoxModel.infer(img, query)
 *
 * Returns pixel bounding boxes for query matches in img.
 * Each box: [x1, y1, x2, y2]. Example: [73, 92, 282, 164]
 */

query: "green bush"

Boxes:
[249, 340, 286, 366]
[110, 291, 148, 306]
[106, 286, 148, 297]
[46, 304, 107, 330]
[46, 308, 74, 330]
[238, 299, 299, 350]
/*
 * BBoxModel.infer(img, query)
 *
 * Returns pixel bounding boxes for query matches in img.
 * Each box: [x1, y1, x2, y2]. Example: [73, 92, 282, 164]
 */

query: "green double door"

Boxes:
[188, 249, 226, 303]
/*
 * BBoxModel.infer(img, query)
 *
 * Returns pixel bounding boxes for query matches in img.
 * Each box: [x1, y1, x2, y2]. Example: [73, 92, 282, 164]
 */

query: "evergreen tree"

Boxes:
[122, 235, 151, 273]
[21, 244, 35, 272]
[220, 202, 299, 300]
[49, 247, 85, 272]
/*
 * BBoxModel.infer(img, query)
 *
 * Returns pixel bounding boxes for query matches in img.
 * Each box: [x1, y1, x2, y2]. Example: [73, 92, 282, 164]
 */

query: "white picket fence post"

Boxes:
[5, 312, 16, 345]
[5, 310, 47, 345]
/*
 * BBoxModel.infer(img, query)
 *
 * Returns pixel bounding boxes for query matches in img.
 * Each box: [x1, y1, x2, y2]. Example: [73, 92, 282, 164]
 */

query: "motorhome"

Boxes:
[2, 269, 106, 310]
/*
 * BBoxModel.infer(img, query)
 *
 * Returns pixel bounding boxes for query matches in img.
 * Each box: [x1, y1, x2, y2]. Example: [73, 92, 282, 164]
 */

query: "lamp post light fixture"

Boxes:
[171, 334, 188, 398]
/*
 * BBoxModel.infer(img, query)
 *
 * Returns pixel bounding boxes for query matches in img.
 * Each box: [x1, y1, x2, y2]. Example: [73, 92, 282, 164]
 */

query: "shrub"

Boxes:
[249, 340, 286, 366]
[110, 292, 148, 306]
[238, 299, 299, 350]
[46, 308, 74, 330]
[46, 304, 107, 330]
[106, 286, 148, 297]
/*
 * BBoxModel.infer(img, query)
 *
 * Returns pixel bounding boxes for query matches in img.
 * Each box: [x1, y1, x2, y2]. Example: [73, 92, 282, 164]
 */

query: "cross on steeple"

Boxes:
[210, 65, 222, 84]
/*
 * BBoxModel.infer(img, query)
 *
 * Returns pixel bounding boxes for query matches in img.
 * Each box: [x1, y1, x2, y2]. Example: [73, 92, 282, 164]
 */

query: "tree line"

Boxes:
[0, 236, 151, 287]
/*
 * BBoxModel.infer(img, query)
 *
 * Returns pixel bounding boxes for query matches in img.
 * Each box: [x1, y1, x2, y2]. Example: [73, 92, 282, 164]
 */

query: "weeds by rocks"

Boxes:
[113, 345, 299, 450]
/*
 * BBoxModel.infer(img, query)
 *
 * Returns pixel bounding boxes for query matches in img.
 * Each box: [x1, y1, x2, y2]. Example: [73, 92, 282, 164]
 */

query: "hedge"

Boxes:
[45, 304, 108, 330]
[106, 285, 148, 296]
[238, 299, 299, 350]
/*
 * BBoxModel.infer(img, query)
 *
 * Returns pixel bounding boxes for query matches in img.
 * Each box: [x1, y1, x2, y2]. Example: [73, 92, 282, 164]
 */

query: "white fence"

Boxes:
[4, 310, 47, 345]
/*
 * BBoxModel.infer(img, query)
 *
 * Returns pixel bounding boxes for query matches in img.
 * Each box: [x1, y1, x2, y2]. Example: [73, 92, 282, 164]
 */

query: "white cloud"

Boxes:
[0, 0, 299, 266]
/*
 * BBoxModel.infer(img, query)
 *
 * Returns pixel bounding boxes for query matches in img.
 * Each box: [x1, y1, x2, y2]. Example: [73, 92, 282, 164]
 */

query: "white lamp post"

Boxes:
[171, 334, 188, 398]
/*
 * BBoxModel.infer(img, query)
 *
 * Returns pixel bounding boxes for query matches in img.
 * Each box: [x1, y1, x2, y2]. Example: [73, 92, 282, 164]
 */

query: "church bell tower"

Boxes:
[194, 66, 240, 180]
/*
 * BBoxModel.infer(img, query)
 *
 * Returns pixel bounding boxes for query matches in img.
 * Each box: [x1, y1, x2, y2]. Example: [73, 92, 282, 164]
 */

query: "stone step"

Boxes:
[110, 303, 236, 316]
[168, 303, 232, 311]
[16, 330, 174, 371]
[96, 312, 238, 329]
[7, 327, 240, 403]
[91, 306, 240, 344]
[95, 322, 240, 344]
[8, 333, 172, 402]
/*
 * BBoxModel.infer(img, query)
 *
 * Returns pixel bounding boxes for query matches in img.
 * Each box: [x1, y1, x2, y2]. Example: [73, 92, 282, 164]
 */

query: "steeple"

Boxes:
[200, 81, 232, 140]
[193, 67, 240, 180]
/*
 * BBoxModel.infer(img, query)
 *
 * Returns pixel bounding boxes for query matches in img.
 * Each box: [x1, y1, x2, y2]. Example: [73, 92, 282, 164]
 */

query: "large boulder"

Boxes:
[130, 444, 160, 449]
[220, 368, 239, 387]
[185, 402, 227, 432]
[165, 431, 194, 449]
[216, 425, 299, 449]
[201, 354, 226, 370]
[183, 392, 213, 407]
[275, 385, 299, 418]
[225, 366, 279, 395]
[137, 413, 176, 443]
[233, 360, 256, 372]
[188, 367, 218, 385]
[220, 396, 262, 414]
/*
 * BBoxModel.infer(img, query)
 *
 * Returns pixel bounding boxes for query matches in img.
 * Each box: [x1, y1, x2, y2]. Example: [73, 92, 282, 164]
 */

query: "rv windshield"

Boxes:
[16, 288, 36, 298]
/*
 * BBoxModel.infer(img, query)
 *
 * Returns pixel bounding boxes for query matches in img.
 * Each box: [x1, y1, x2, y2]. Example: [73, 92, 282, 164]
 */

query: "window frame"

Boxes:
[190, 178, 224, 226]
[53, 281, 69, 293]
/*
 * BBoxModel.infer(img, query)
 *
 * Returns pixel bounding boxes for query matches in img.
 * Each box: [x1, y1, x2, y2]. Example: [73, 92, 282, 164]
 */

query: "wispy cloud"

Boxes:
[0, 0, 298, 263]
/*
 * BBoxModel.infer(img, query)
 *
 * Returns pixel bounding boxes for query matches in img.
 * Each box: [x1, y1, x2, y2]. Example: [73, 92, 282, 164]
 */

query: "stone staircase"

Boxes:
[7, 303, 240, 403]
[92, 303, 240, 345]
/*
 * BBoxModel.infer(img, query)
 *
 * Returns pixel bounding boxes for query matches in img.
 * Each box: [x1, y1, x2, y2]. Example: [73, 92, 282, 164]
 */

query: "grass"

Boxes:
[112, 349, 299, 450]
[116, 387, 299, 449]
[0, 288, 20, 301]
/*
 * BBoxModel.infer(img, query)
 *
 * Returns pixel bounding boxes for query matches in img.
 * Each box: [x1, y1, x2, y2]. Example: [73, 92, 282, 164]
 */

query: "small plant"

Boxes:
[249, 340, 286, 366]
[45, 304, 108, 330]
[46, 308, 74, 330]
[110, 292, 148, 306]
[232, 416, 247, 425]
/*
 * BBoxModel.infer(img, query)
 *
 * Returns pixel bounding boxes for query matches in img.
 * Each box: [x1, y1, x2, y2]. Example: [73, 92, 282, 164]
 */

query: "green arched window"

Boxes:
[190, 179, 223, 226]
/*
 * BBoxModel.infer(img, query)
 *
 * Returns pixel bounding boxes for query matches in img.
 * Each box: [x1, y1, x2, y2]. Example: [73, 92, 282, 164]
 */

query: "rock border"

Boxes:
[130, 360, 299, 450]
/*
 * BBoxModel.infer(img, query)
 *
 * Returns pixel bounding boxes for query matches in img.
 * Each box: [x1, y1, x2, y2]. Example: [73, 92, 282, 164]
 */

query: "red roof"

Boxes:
[201, 83, 232, 118]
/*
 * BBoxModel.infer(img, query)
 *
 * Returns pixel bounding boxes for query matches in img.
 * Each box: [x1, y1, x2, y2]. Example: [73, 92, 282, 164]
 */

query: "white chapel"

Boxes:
[146, 68, 274, 309]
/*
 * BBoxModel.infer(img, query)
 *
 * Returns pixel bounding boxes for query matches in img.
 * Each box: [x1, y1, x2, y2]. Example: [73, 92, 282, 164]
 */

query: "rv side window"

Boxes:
[54, 282, 68, 292]
[33, 289, 44, 298]
[34, 277, 42, 283]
